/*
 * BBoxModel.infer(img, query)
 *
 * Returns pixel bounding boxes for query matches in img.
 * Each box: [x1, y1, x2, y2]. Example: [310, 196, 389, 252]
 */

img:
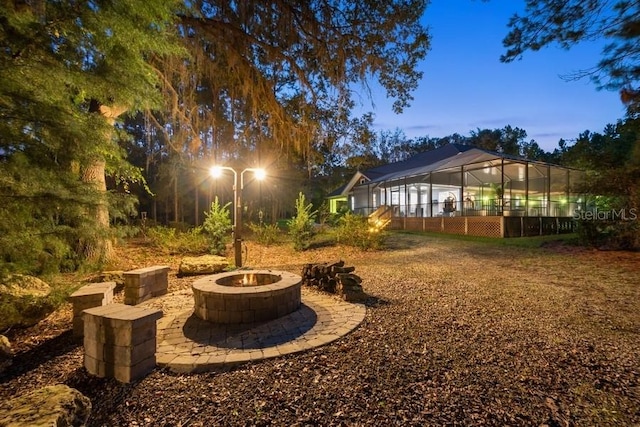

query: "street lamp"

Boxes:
[209, 165, 266, 267]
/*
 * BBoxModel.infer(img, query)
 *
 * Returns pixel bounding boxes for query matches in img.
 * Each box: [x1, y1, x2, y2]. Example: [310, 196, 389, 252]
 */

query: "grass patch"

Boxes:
[394, 230, 581, 249]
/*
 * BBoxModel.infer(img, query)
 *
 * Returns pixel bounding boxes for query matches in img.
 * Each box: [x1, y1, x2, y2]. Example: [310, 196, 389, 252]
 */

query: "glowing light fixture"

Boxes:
[209, 165, 267, 267]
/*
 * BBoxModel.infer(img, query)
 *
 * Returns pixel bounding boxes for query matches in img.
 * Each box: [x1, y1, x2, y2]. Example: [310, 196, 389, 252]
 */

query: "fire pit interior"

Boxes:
[192, 270, 302, 324]
[215, 272, 281, 287]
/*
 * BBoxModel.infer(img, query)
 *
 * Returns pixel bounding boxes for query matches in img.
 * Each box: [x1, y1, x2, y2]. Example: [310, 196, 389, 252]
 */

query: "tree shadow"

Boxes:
[181, 303, 318, 350]
[306, 239, 337, 250]
[361, 294, 391, 308]
[0, 330, 80, 383]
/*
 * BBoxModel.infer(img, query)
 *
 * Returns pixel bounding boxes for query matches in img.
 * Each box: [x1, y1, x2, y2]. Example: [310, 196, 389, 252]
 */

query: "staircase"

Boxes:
[368, 205, 393, 230]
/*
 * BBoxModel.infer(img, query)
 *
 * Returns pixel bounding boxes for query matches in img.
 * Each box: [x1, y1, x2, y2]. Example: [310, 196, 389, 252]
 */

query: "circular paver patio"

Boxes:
[143, 288, 366, 373]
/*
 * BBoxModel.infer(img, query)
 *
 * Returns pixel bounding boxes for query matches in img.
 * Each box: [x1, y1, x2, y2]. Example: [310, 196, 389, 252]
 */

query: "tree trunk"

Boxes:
[81, 159, 111, 260]
[80, 103, 127, 261]
[173, 173, 179, 224]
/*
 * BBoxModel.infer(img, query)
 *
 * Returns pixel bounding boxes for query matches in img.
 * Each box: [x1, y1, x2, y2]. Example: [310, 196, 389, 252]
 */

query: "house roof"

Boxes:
[328, 143, 577, 197]
[326, 182, 348, 198]
[326, 170, 368, 198]
[361, 143, 475, 181]
[364, 143, 577, 185]
[368, 147, 499, 183]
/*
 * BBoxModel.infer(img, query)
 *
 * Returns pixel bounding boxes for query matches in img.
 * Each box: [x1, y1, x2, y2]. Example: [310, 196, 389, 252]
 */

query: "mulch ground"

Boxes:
[1, 234, 639, 426]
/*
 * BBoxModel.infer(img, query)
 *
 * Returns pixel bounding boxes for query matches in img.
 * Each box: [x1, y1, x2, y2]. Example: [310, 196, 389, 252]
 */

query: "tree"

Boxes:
[288, 192, 317, 251]
[501, 0, 640, 113]
[0, 1, 182, 272]
[146, 0, 430, 167]
[556, 119, 640, 249]
[130, 1, 430, 228]
[467, 126, 528, 155]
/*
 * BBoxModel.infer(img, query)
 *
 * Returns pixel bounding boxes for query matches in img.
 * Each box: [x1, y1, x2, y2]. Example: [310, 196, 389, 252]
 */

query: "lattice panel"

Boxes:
[467, 217, 503, 238]
[443, 218, 466, 235]
[388, 218, 403, 230]
[423, 218, 443, 233]
[405, 218, 423, 231]
[388, 214, 570, 238]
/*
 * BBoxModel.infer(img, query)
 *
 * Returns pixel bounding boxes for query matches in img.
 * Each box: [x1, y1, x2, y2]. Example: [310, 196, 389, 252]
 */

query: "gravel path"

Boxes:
[1, 233, 639, 426]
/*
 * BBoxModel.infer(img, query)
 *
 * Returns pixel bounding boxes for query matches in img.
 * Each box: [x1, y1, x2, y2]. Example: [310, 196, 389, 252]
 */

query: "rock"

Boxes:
[0, 335, 12, 374]
[178, 255, 229, 276]
[0, 384, 92, 426]
[0, 274, 55, 330]
[0, 274, 50, 298]
[91, 270, 125, 292]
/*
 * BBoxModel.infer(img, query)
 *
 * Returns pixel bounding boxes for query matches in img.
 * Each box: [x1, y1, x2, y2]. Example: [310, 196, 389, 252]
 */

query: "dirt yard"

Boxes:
[1, 233, 639, 426]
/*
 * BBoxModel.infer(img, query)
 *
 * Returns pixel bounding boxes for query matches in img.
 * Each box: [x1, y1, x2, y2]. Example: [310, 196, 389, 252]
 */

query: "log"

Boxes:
[301, 261, 362, 299]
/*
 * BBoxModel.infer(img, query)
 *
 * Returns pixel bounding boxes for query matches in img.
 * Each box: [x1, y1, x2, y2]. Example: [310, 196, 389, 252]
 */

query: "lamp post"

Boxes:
[210, 166, 266, 267]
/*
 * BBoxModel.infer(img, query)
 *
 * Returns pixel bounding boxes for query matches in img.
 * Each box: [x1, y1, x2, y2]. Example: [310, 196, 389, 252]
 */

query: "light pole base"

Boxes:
[234, 237, 242, 267]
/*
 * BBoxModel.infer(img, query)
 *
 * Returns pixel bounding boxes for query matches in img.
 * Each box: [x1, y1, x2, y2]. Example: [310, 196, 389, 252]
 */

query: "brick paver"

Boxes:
[141, 288, 366, 373]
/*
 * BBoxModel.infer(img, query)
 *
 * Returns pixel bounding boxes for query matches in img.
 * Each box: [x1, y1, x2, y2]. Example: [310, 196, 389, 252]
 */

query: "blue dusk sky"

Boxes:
[353, 0, 627, 152]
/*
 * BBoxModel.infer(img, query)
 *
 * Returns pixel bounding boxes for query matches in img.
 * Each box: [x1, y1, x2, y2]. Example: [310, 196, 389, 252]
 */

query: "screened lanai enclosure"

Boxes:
[348, 144, 584, 238]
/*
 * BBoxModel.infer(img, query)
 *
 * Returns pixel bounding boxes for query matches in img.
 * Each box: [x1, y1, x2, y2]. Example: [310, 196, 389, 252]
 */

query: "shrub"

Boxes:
[202, 197, 232, 255]
[287, 192, 317, 251]
[575, 194, 640, 250]
[247, 222, 281, 246]
[577, 218, 640, 250]
[145, 226, 209, 254]
[334, 212, 387, 250]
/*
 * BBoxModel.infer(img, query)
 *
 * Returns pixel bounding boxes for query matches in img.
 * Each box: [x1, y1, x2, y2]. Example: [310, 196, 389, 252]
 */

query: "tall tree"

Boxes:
[133, 0, 430, 223]
[0, 0, 182, 271]
[151, 0, 430, 162]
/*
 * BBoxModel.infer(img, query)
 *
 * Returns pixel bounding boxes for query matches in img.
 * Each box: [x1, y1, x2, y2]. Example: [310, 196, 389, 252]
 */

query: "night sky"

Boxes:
[354, 0, 626, 152]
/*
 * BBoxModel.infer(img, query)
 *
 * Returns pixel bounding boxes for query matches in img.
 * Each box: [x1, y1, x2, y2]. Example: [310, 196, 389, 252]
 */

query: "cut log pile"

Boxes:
[300, 261, 366, 302]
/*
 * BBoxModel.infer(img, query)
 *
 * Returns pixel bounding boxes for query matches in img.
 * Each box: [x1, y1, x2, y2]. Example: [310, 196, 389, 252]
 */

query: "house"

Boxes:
[331, 143, 584, 237]
[326, 171, 368, 214]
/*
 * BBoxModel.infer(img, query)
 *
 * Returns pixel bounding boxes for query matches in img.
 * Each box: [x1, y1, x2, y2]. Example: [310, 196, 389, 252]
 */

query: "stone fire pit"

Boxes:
[192, 270, 302, 324]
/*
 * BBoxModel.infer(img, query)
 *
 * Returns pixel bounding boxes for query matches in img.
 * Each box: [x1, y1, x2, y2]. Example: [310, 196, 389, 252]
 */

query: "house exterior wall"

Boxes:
[352, 159, 584, 221]
[328, 197, 348, 214]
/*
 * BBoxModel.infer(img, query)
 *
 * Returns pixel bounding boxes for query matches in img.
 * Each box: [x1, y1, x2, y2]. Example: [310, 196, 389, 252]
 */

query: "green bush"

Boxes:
[202, 197, 232, 255]
[0, 231, 79, 278]
[575, 194, 640, 250]
[287, 192, 317, 251]
[247, 222, 281, 246]
[145, 226, 209, 254]
[577, 218, 639, 250]
[334, 212, 387, 250]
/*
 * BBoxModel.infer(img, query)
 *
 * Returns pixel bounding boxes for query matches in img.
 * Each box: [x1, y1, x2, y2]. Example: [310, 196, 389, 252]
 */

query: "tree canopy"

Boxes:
[148, 0, 430, 157]
[1, 0, 431, 274]
[501, 0, 640, 113]
[131, 0, 431, 226]
[0, 0, 182, 274]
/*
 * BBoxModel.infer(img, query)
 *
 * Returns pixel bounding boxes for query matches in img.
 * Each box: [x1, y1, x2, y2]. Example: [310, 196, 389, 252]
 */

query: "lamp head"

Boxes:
[253, 168, 266, 181]
[209, 166, 223, 178]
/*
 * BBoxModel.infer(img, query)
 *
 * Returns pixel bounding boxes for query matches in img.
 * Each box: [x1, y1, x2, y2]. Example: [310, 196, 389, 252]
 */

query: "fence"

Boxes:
[388, 216, 575, 238]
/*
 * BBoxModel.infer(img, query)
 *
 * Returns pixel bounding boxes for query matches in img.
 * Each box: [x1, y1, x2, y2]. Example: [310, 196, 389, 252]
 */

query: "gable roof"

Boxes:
[360, 143, 475, 181]
[328, 143, 576, 196]
[327, 144, 473, 197]
[326, 170, 369, 198]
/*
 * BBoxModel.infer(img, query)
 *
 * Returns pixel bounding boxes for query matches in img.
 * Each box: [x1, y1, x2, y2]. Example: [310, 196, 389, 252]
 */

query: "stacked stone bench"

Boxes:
[123, 265, 169, 305]
[67, 282, 117, 337]
[82, 303, 163, 383]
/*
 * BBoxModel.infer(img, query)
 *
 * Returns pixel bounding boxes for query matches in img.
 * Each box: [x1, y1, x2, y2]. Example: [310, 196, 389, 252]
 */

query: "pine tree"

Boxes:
[0, 1, 183, 273]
